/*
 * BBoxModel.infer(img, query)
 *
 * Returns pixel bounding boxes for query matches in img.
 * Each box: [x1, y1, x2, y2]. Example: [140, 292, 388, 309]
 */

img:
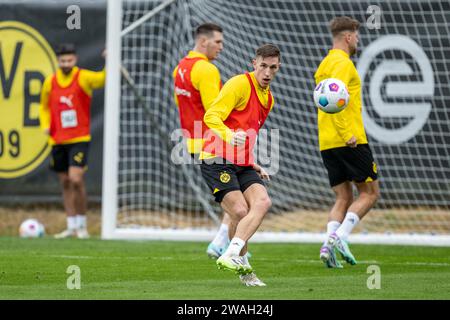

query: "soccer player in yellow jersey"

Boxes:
[314, 17, 380, 268]
[172, 23, 233, 260]
[39, 43, 105, 239]
[200, 44, 281, 286]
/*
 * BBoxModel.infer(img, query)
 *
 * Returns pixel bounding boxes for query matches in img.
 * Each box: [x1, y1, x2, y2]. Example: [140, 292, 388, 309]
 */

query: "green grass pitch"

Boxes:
[0, 237, 449, 299]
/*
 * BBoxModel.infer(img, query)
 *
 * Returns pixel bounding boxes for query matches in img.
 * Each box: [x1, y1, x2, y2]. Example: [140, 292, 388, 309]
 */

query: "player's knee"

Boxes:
[69, 175, 84, 189]
[253, 196, 272, 213]
[230, 203, 249, 220]
[60, 176, 71, 190]
[261, 196, 272, 212]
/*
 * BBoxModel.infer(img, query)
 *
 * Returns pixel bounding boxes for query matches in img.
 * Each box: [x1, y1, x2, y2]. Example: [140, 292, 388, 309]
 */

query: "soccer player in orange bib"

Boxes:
[39, 43, 105, 239]
[173, 23, 235, 260]
[199, 44, 281, 286]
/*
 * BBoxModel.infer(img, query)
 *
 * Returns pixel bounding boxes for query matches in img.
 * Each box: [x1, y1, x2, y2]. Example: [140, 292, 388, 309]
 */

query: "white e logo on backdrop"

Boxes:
[357, 35, 434, 144]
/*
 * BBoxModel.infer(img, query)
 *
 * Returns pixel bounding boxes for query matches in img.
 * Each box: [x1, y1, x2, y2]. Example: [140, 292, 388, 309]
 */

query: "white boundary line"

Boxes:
[106, 228, 450, 246]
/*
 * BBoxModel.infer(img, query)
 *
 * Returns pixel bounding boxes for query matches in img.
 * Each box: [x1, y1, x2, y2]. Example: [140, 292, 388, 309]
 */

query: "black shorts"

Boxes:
[200, 158, 264, 203]
[320, 144, 378, 187]
[50, 142, 89, 172]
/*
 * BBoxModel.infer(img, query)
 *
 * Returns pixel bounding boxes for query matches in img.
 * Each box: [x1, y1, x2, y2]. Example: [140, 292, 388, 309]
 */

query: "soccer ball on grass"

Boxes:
[19, 219, 45, 238]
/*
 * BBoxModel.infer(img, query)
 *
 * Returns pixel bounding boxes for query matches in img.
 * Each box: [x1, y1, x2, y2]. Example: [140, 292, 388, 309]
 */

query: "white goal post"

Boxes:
[102, 0, 450, 246]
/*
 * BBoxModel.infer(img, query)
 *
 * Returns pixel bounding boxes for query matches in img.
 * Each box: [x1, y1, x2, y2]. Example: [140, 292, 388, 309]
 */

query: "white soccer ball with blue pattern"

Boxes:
[19, 219, 45, 238]
[313, 78, 349, 114]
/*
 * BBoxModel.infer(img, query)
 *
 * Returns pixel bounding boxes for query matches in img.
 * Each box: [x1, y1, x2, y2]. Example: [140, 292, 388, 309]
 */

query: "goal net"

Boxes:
[102, 0, 450, 245]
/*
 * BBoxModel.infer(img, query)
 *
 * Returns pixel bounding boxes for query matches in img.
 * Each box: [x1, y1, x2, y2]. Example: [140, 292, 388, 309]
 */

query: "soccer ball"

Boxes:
[313, 78, 349, 114]
[19, 219, 45, 238]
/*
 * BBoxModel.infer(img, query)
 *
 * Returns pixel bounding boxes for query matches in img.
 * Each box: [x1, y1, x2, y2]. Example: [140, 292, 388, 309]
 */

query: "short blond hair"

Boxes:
[330, 16, 360, 37]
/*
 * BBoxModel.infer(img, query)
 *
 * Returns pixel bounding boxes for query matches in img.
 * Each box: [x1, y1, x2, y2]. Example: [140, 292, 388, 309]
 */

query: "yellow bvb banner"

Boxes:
[0, 21, 56, 179]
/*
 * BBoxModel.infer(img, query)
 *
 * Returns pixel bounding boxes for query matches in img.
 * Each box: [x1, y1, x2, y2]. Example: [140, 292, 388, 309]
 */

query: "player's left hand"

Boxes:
[253, 163, 270, 181]
[102, 49, 107, 59]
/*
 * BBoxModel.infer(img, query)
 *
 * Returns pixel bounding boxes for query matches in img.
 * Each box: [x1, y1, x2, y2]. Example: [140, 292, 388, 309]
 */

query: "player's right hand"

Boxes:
[231, 131, 247, 146]
[346, 135, 357, 148]
[253, 163, 270, 181]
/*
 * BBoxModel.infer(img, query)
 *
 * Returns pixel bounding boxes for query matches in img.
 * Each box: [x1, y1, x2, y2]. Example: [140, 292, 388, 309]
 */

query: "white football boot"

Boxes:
[239, 272, 267, 287]
[54, 229, 77, 239]
[76, 228, 90, 239]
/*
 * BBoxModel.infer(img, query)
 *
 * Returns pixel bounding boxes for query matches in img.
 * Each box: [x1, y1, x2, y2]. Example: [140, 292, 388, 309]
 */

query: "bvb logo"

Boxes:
[220, 172, 231, 184]
[372, 162, 377, 174]
[0, 21, 57, 178]
[74, 152, 84, 164]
